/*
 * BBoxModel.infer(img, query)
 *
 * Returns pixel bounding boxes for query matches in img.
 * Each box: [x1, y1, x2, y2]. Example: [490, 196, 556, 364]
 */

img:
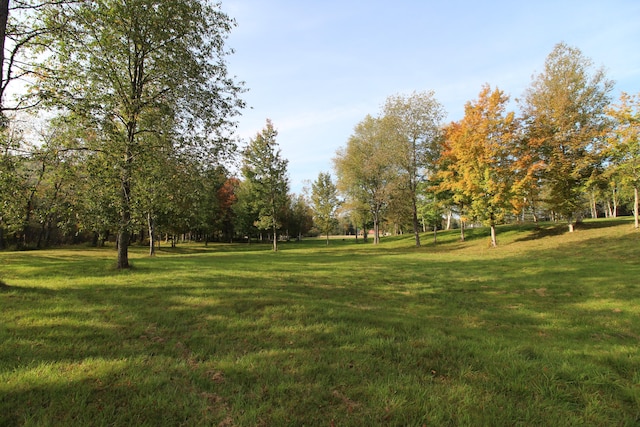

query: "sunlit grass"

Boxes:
[1, 218, 639, 425]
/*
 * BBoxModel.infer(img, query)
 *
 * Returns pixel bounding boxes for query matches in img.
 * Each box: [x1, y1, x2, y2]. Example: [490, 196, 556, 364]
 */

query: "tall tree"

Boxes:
[311, 171, 339, 245]
[0, 121, 28, 247]
[0, 0, 9, 118]
[241, 119, 289, 251]
[606, 92, 640, 228]
[33, 0, 244, 268]
[441, 85, 518, 246]
[334, 115, 397, 244]
[382, 91, 445, 247]
[1, 0, 72, 120]
[435, 121, 472, 242]
[519, 42, 613, 231]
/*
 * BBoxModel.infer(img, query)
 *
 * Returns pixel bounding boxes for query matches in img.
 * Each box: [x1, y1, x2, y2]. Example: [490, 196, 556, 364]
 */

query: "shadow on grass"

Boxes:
[515, 217, 633, 243]
[515, 224, 568, 242]
[2, 222, 640, 425]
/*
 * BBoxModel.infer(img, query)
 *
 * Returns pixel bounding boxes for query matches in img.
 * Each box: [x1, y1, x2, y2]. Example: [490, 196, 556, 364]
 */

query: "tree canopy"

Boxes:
[30, 0, 244, 267]
[519, 42, 614, 231]
[240, 119, 289, 251]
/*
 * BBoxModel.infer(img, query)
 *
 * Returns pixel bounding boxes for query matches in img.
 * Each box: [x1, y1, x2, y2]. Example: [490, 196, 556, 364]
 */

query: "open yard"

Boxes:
[1, 219, 639, 426]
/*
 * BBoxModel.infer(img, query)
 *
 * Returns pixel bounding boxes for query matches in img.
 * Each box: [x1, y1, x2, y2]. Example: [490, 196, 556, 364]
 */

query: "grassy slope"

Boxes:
[1, 219, 639, 426]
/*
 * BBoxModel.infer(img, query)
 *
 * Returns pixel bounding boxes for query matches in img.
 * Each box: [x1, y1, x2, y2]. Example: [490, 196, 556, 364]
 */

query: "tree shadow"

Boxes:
[515, 218, 633, 242]
[2, 226, 639, 424]
[515, 224, 567, 242]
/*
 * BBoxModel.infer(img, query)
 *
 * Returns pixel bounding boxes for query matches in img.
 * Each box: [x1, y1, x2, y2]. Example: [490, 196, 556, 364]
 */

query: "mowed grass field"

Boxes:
[1, 219, 639, 426]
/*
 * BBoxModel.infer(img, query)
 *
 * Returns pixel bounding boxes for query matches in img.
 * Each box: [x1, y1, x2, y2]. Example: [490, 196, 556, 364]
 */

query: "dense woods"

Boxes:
[0, 0, 637, 262]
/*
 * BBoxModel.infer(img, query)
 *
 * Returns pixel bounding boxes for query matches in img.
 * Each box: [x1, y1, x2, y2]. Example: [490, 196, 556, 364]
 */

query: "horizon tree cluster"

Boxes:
[333, 42, 638, 246]
[0, 0, 637, 266]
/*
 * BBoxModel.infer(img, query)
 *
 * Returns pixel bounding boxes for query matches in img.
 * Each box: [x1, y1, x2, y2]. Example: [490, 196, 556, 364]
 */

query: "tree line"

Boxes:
[333, 42, 639, 247]
[0, 1, 638, 268]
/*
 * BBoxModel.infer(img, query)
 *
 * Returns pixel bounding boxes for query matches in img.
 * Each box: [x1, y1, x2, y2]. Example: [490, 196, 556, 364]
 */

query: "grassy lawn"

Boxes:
[1, 219, 639, 426]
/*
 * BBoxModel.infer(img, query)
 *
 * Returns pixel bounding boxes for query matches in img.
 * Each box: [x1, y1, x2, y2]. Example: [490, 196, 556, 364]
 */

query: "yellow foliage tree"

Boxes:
[439, 85, 518, 246]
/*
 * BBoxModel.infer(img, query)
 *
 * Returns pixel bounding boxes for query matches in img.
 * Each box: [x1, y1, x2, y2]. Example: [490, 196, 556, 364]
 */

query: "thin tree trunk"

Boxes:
[117, 155, 132, 269]
[147, 212, 155, 257]
[412, 197, 421, 247]
[635, 186, 639, 229]
[0, 0, 9, 117]
[373, 212, 380, 244]
[272, 223, 277, 251]
[362, 221, 368, 243]
[490, 224, 497, 247]
[460, 219, 465, 242]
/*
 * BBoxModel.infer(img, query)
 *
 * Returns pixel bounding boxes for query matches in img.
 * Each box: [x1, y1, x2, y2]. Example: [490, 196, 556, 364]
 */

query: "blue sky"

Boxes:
[222, 0, 640, 194]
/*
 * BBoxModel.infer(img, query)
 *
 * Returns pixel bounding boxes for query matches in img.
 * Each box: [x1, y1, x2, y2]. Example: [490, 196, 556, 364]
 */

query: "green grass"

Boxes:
[1, 219, 640, 426]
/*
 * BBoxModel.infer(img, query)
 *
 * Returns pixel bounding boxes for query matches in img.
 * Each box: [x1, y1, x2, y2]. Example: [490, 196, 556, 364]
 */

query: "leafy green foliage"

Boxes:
[519, 42, 613, 228]
[30, 0, 244, 267]
[311, 172, 339, 244]
[240, 119, 289, 251]
[334, 115, 399, 244]
[382, 91, 445, 246]
[606, 92, 640, 228]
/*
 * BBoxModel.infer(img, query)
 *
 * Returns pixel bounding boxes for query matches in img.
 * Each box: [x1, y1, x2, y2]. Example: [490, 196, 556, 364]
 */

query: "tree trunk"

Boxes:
[446, 210, 452, 230]
[0, 0, 9, 117]
[460, 220, 465, 242]
[412, 197, 421, 247]
[117, 159, 132, 269]
[490, 224, 497, 247]
[272, 224, 278, 251]
[147, 212, 155, 257]
[117, 230, 130, 269]
[373, 214, 380, 244]
[634, 186, 639, 229]
[325, 232, 329, 245]
[433, 226, 437, 245]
